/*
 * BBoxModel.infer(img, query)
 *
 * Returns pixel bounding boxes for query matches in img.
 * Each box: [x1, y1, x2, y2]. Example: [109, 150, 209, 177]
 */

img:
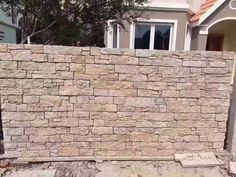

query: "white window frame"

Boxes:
[184, 22, 192, 51]
[107, 20, 120, 48]
[130, 19, 178, 51]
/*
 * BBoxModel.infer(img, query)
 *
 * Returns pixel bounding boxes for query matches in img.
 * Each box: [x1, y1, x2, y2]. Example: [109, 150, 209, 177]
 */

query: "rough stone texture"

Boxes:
[229, 161, 236, 174]
[175, 152, 223, 168]
[0, 44, 234, 159]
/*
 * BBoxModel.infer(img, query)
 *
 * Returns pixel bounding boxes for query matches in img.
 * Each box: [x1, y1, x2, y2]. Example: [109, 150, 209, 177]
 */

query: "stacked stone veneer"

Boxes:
[0, 44, 234, 159]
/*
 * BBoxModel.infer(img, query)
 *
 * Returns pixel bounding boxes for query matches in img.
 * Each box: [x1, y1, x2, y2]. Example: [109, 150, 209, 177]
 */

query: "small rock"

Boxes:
[111, 161, 118, 165]
[95, 159, 103, 163]
[229, 161, 236, 174]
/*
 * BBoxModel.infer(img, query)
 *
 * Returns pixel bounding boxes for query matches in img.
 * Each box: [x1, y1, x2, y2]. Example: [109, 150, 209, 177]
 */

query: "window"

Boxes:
[107, 21, 119, 48]
[154, 25, 171, 50]
[133, 22, 175, 50]
[135, 24, 151, 49]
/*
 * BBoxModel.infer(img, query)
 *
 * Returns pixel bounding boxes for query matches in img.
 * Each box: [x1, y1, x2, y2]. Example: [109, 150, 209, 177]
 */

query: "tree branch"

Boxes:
[22, 20, 57, 44]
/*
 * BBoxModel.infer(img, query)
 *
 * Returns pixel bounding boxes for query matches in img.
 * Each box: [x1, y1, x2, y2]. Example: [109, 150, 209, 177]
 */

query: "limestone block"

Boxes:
[37, 63, 56, 73]
[44, 45, 81, 55]
[92, 127, 113, 135]
[86, 64, 114, 75]
[130, 132, 158, 142]
[59, 86, 93, 96]
[40, 96, 61, 107]
[183, 61, 206, 67]
[58, 147, 79, 156]
[0, 61, 17, 70]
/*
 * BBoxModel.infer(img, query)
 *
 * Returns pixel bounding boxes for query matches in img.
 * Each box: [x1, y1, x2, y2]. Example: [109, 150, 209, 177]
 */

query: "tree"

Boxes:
[0, 0, 148, 46]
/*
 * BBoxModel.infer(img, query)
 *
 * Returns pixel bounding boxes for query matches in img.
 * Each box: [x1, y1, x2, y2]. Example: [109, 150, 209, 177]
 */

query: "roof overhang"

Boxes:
[191, 0, 226, 27]
[138, 3, 194, 15]
[0, 21, 21, 30]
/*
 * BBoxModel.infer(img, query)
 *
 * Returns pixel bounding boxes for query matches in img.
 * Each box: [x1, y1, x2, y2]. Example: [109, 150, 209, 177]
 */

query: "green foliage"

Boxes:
[0, 0, 148, 46]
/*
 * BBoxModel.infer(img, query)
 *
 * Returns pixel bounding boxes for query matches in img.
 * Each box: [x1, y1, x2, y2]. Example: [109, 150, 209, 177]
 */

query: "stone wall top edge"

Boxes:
[0, 44, 234, 59]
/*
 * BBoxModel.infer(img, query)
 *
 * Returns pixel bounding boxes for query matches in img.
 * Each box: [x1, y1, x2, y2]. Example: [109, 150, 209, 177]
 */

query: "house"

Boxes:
[0, 9, 19, 44]
[105, 0, 236, 51]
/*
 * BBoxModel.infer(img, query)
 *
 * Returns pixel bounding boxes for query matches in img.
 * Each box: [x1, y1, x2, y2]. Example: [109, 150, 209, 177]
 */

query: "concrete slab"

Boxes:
[175, 152, 223, 168]
[7, 169, 56, 177]
[95, 161, 228, 177]
[229, 161, 236, 174]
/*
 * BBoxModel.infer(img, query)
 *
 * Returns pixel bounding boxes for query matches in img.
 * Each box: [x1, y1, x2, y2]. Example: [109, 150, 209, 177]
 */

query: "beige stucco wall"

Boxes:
[209, 20, 236, 51]
[119, 10, 190, 50]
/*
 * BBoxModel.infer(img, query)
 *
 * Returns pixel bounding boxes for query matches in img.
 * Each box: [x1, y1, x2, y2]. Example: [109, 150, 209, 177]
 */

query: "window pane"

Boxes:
[113, 24, 118, 48]
[154, 25, 171, 50]
[135, 24, 151, 49]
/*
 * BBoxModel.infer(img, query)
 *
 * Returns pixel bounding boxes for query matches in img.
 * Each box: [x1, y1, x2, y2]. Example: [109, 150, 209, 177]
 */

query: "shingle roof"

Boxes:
[190, 0, 218, 22]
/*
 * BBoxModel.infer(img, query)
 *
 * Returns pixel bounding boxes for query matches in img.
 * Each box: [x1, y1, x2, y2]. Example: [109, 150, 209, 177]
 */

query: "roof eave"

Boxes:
[0, 21, 21, 30]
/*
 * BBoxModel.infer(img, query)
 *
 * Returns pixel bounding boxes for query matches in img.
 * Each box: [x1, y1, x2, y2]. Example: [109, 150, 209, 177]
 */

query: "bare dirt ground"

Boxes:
[0, 161, 235, 177]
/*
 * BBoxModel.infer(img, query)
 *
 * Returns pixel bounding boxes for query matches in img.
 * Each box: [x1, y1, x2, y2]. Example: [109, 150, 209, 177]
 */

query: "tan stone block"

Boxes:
[37, 63, 56, 73]
[203, 68, 230, 74]
[23, 96, 39, 103]
[0, 52, 12, 61]
[198, 98, 229, 107]
[124, 97, 155, 107]
[160, 57, 183, 67]
[25, 127, 67, 136]
[0, 44, 8, 52]
[91, 142, 126, 150]
[167, 101, 200, 113]
[210, 61, 226, 68]
[4, 128, 24, 136]
[162, 90, 179, 97]
[94, 89, 136, 97]
[29, 135, 48, 143]
[90, 80, 133, 89]
[31, 119, 48, 127]
[40, 96, 61, 107]
[18, 62, 38, 70]
[183, 60, 206, 67]
[8, 95, 22, 104]
[91, 47, 100, 56]
[143, 113, 174, 121]
[11, 135, 29, 143]
[2, 112, 42, 121]
[93, 97, 113, 104]
[180, 90, 201, 98]
[2, 103, 17, 111]
[115, 65, 139, 74]
[11, 50, 32, 61]
[130, 132, 158, 142]
[119, 74, 147, 81]
[58, 147, 79, 157]
[109, 55, 138, 65]
[25, 44, 44, 53]
[70, 63, 85, 72]
[174, 113, 201, 120]
[0, 61, 17, 69]
[86, 64, 114, 74]
[44, 45, 81, 55]
[159, 67, 189, 77]
[92, 127, 113, 135]
[147, 82, 166, 91]
[208, 133, 225, 142]
[59, 86, 93, 96]
[70, 127, 89, 135]
[215, 114, 227, 121]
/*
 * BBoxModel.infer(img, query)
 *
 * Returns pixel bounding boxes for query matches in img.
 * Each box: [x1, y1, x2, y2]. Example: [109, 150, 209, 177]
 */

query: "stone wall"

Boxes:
[0, 44, 234, 159]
